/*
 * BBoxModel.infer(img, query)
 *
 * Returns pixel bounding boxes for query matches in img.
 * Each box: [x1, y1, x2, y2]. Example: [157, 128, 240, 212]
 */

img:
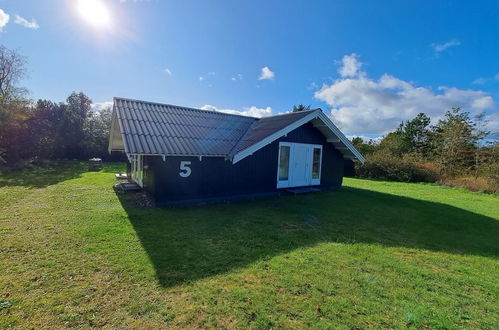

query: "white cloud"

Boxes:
[14, 15, 39, 29]
[314, 54, 496, 135]
[259, 66, 275, 80]
[231, 73, 243, 81]
[472, 77, 487, 85]
[432, 39, 461, 56]
[91, 101, 113, 112]
[337, 53, 363, 78]
[485, 112, 499, 133]
[472, 73, 499, 85]
[200, 104, 272, 118]
[0, 9, 9, 31]
[164, 68, 172, 76]
[199, 76, 204, 81]
[308, 82, 319, 90]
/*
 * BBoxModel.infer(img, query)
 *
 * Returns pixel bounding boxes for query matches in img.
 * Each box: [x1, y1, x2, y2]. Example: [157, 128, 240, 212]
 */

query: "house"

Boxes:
[108, 97, 364, 204]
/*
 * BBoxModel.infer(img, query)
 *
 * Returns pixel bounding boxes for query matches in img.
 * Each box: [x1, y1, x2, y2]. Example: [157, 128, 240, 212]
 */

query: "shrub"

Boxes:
[440, 176, 499, 194]
[355, 152, 439, 183]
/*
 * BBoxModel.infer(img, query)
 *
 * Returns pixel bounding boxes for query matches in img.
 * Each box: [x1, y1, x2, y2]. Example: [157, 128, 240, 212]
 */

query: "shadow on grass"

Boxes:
[0, 161, 88, 188]
[0, 161, 126, 188]
[116, 186, 499, 288]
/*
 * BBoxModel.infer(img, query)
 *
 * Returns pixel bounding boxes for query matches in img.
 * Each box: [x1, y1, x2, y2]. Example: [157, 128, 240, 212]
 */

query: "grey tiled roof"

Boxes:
[231, 110, 317, 154]
[114, 98, 257, 156]
[112, 97, 320, 157]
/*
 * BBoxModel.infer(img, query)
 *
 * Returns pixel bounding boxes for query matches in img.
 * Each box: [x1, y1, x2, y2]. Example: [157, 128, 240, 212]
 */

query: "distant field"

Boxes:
[0, 162, 498, 328]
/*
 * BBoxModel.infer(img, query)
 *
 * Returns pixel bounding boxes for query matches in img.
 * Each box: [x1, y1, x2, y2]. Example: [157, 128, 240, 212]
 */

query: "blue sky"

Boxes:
[0, 0, 498, 137]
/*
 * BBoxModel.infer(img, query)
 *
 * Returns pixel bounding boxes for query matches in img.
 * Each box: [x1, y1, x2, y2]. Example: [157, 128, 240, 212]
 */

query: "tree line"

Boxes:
[351, 110, 498, 192]
[1, 43, 497, 192]
[0, 45, 114, 166]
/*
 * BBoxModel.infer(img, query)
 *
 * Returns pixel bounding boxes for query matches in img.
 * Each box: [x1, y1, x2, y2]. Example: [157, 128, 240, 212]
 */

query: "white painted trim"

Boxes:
[310, 145, 322, 185]
[130, 154, 144, 187]
[276, 142, 292, 188]
[233, 111, 321, 164]
[116, 105, 129, 154]
[108, 112, 115, 154]
[108, 107, 125, 153]
[317, 111, 365, 163]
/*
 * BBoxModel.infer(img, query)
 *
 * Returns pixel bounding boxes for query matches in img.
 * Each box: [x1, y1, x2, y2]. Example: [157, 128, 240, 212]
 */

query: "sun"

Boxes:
[77, 0, 111, 29]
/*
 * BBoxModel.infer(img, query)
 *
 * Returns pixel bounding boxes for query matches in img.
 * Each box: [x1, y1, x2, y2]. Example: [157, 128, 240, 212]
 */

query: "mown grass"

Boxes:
[0, 162, 498, 328]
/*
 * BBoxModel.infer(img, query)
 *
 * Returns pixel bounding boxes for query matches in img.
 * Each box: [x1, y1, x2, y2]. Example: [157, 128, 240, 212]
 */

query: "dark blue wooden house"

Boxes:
[108, 97, 364, 204]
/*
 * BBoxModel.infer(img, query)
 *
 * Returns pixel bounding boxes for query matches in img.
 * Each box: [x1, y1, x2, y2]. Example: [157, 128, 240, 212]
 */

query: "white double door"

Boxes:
[277, 142, 322, 188]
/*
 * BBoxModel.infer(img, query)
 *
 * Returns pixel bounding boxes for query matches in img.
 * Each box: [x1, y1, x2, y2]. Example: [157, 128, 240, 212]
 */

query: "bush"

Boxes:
[440, 176, 499, 194]
[355, 152, 439, 183]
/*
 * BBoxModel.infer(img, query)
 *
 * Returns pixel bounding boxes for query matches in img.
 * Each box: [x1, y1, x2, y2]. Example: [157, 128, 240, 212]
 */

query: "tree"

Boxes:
[379, 113, 432, 156]
[431, 107, 486, 176]
[401, 113, 432, 155]
[351, 137, 379, 155]
[379, 129, 411, 156]
[27, 100, 66, 159]
[0, 45, 112, 164]
[292, 104, 311, 112]
[58, 92, 93, 159]
[83, 107, 112, 158]
[0, 45, 30, 163]
[0, 45, 28, 104]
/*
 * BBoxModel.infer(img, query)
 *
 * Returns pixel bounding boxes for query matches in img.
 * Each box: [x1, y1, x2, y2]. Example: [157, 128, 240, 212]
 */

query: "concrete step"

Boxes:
[284, 187, 321, 196]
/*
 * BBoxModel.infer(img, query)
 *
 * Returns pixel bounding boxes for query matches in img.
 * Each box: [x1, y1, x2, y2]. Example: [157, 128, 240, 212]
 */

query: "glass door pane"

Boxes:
[278, 146, 290, 181]
[312, 148, 321, 179]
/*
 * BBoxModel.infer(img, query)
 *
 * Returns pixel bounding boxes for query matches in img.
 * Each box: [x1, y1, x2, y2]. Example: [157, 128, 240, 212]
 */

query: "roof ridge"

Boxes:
[114, 97, 259, 120]
[114, 97, 321, 120]
[227, 119, 259, 157]
[260, 108, 321, 118]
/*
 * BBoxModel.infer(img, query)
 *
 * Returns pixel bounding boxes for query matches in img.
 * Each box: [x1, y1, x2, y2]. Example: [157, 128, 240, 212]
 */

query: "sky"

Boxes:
[0, 0, 498, 138]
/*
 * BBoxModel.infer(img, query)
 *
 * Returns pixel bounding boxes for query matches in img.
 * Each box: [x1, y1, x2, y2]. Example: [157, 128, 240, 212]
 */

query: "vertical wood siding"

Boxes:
[142, 123, 344, 203]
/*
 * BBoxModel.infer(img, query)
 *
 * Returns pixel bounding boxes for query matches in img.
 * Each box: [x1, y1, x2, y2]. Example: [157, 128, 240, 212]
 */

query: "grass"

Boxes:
[0, 162, 498, 328]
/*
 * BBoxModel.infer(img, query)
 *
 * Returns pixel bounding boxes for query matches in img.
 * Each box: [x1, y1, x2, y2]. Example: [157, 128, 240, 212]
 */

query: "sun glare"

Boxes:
[77, 0, 111, 29]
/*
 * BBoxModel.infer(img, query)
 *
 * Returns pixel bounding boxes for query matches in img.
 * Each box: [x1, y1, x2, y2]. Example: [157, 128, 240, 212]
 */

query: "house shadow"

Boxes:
[116, 186, 499, 288]
[0, 161, 126, 189]
[0, 161, 88, 188]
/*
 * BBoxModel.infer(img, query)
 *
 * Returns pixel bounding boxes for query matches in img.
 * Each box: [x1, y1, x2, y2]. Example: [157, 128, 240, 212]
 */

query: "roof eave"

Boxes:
[316, 111, 365, 163]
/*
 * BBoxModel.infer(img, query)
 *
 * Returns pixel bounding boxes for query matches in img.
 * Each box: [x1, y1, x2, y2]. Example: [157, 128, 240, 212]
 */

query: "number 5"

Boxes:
[179, 161, 192, 177]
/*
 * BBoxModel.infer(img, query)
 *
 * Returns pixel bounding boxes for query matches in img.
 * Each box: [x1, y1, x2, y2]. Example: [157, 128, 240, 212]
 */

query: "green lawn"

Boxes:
[0, 162, 498, 329]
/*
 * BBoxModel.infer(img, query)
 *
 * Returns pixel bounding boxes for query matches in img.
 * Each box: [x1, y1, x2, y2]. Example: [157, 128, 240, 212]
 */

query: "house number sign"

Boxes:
[179, 161, 192, 177]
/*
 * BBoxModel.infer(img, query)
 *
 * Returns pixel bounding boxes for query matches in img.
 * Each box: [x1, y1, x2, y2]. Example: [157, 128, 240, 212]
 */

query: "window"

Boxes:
[312, 147, 321, 179]
[131, 155, 144, 187]
[278, 146, 290, 181]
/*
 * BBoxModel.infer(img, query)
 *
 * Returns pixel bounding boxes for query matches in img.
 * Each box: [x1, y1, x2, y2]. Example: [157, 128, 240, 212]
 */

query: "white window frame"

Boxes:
[310, 145, 323, 186]
[277, 142, 293, 188]
[131, 154, 144, 187]
[276, 142, 323, 189]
